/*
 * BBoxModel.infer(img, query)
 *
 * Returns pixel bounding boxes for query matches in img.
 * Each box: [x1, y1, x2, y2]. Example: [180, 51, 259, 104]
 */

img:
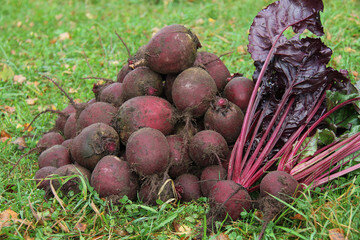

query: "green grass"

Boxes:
[1, 0, 359, 239]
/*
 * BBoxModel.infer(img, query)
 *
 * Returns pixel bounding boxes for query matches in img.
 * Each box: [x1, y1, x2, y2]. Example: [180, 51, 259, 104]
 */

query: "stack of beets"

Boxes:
[34, 24, 256, 218]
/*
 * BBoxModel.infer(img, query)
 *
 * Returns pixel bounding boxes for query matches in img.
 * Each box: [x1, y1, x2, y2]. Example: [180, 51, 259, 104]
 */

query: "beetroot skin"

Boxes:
[122, 66, 163, 100]
[172, 67, 217, 117]
[194, 52, 230, 91]
[204, 97, 244, 143]
[145, 24, 201, 74]
[164, 74, 177, 103]
[90, 155, 137, 200]
[175, 174, 201, 202]
[71, 123, 120, 171]
[224, 77, 255, 111]
[38, 145, 71, 169]
[117, 64, 132, 83]
[37, 132, 64, 152]
[167, 135, 191, 179]
[189, 130, 229, 167]
[64, 113, 77, 139]
[34, 166, 57, 190]
[209, 180, 252, 221]
[126, 128, 170, 176]
[55, 104, 76, 134]
[260, 171, 299, 198]
[99, 82, 124, 107]
[52, 164, 91, 195]
[77, 102, 117, 131]
[115, 96, 176, 143]
[200, 165, 227, 197]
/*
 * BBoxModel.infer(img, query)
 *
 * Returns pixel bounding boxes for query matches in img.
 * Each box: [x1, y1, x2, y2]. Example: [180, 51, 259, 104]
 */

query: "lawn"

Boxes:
[1, 0, 360, 239]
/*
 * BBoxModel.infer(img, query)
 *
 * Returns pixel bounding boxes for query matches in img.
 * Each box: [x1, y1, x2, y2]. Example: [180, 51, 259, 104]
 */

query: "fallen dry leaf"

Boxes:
[0, 208, 30, 231]
[55, 14, 63, 20]
[14, 75, 26, 84]
[3, 106, 16, 114]
[208, 18, 216, 23]
[1, 130, 11, 139]
[113, 228, 128, 237]
[59, 32, 71, 41]
[12, 136, 27, 150]
[173, 221, 192, 235]
[344, 47, 356, 53]
[237, 45, 247, 54]
[23, 123, 34, 132]
[290, 213, 306, 221]
[329, 228, 347, 240]
[17, 21, 22, 27]
[86, 12, 96, 19]
[75, 222, 87, 232]
[210, 233, 230, 240]
[26, 98, 38, 105]
[352, 71, 358, 78]
[68, 88, 78, 93]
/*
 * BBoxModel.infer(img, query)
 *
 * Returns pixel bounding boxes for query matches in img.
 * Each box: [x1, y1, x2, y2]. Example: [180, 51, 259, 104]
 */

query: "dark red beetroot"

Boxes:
[71, 123, 120, 171]
[204, 97, 244, 143]
[38, 145, 71, 169]
[164, 74, 177, 103]
[61, 139, 73, 149]
[209, 180, 251, 221]
[194, 52, 230, 91]
[77, 102, 117, 131]
[145, 24, 201, 74]
[55, 104, 76, 134]
[115, 96, 176, 144]
[91, 155, 137, 200]
[122, 66, 163, 100]
[172, 67, 217, 117]
[64, 113, 77, 139]
[224, 77, 254, 112]
[139, 175, 175, 205]
[175, 174, 201, 202]
[126, 128, 170, 176]
[258, 171, 299, 239]
[188, 130, 229, 167]
[200, 165, 227, 197]
[52, 164, 91, 195]
[34, 166, 57, 190]
[117, 64, 132, 83]
[37, 132, 64, 152]
[167, 135, 191, 179]
[99, 82, 124, 107]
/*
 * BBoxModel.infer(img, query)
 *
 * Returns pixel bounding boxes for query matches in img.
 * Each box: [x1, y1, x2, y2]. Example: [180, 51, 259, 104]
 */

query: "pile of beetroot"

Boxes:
[30, 0, 360, 238]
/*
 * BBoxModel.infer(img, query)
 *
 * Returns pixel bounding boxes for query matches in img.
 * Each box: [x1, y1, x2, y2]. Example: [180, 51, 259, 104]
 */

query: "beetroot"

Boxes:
[175, 174, 201, 202]
[145, 24, 201, 74]
[194, 52, 230, 91]
[258, 171, 299, 239]
[61, 139, 73, 149]
[204, 97, 244, 143]
[52, 164, 91, 195]
[200, 165, 227, 197]
[115, 96, 176, 143]
[90, 155, 137, 200]
[55, 104, 76, 134]
[34, 166, 57, 190]
[167, 135, 191, 179]
[122, 66, 163, 100]
[117, 64, 132, 83]
[38, 145, 71, 169]
[172, 67, 217, 117]
[164, 74, 177, 103]
[188, 130, 229, 167]
[224, 77, 254, 112]
[139, 175, 175, 205]
[209, 180, 251, 221]
[77, 102, 117, 131]
[64, 113, 77, 139]
[71, 123, 120, 171]
[126, 128, 170, 176]
[99, 82, 124, 107]
[37, 132, 64, 152]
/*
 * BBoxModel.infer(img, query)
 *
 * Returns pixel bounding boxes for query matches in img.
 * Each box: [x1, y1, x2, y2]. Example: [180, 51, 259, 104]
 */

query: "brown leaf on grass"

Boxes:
[13, 75, 26, 84]
[12, 136, 28, 150]
[0, 208, 31, 231]
[173, 221, 192, 235]
[290, 213, 306, 221]
[210, 233, 230, 240]
[23, 123, 34, 132]
[2, 105, 16, 114]
[344, 47, 356, 53]
[59, 32, 71, 41]
[329, 228, 347, 240]
[26, 98, 38, 105]
[352, 71, 358, 78]
[237, 45, 247, 54]
[1, 130, 11, 143]
[75, 222, 87, 232]
[113, 229, 128, 237]
[55, 14, 63, 20]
